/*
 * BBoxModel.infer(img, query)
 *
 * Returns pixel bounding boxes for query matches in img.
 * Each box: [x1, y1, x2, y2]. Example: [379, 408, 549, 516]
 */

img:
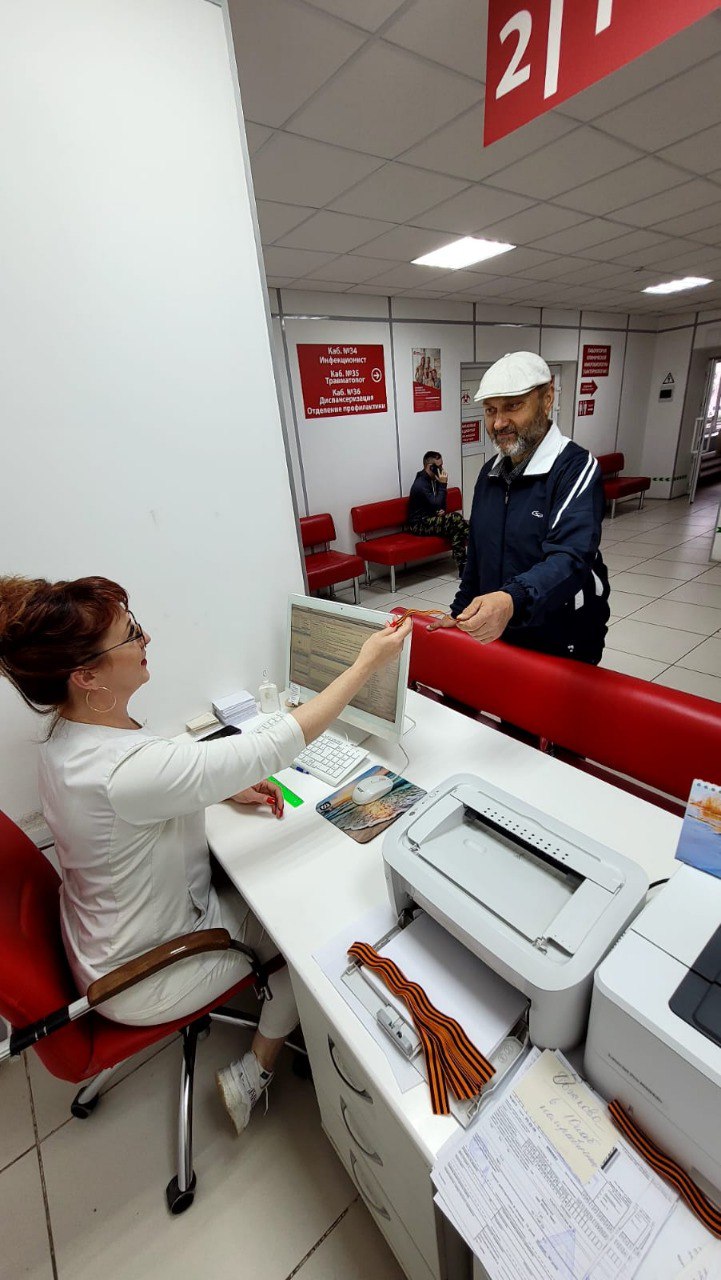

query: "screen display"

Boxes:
[289, 603, 400, 725]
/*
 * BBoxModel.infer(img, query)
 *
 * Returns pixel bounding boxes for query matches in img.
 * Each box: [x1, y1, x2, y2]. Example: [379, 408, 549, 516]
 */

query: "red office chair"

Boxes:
[0, 810, 307, 1214]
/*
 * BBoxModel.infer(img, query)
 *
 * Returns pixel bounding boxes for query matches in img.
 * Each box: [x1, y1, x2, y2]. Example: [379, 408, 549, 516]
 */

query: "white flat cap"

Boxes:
[475, 351, 552, 401]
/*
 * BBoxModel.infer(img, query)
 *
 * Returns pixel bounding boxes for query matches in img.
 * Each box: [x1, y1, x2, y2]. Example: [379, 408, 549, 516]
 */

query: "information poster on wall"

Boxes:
[413, 348, 442, 412]
[582, 344, 611, 378]
[297, 344, 387, 418]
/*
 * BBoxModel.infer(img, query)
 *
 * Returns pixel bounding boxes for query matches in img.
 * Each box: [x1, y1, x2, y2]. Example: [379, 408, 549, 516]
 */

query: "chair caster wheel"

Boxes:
[292, 1054, 312, 1080]
[166, 1173, 197, 1215]
[70, 1092, 100, 1119]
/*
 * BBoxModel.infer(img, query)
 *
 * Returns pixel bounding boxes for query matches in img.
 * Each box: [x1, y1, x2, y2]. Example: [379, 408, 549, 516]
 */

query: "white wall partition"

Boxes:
[0, 0, 304, 820]
[641, 324, 696, 498]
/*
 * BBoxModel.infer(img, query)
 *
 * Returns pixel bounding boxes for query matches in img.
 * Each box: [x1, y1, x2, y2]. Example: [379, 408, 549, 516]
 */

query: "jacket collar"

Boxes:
[489, 423, 570, 478]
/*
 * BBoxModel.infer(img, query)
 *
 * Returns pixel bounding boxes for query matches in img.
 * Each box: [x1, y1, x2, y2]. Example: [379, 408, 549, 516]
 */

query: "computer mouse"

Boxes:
[352, 775, 394, 806]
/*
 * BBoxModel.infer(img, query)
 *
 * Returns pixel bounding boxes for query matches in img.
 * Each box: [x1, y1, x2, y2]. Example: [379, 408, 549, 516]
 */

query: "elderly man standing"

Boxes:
[431, 352, 609, 663]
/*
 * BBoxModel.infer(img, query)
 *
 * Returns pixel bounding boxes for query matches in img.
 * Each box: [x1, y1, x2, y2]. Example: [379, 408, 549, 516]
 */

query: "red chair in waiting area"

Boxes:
[0, 810, 306, 1214]
[300, 512, 365, 605]
[597, 452, 651, 518]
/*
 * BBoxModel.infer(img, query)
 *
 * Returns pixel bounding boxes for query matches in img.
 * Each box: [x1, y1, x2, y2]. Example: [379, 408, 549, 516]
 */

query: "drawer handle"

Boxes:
[328, 1036, 372, 1102]
[350, 1152, 390, 1221]
[340, 1098, 383, 1165]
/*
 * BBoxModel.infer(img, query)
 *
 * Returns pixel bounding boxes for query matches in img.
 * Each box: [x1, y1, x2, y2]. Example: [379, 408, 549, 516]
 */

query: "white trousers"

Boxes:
[98, 886, 298, 1039]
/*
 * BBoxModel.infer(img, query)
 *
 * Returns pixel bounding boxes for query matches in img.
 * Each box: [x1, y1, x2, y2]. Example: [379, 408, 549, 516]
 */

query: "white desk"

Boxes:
[206, 691, 682, 1280]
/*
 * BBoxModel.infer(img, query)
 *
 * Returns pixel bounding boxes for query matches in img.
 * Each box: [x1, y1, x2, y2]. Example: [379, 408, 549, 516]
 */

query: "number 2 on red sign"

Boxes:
[495, 1, 615, 102]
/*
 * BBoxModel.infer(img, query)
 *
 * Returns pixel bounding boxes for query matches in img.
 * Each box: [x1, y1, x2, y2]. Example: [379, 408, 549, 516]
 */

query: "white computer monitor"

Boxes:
[285, 594, 411, 743]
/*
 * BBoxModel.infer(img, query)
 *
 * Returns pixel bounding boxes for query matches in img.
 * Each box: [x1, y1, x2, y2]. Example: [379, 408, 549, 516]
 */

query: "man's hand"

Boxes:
[455, 592, 514, 644]
[437, 468, 448, 485]
[227, 779, 284, 818]
[426, 613, 457, 633]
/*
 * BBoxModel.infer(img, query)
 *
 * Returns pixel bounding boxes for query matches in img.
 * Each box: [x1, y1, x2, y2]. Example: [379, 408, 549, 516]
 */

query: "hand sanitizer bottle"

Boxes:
[258, 670, 280, 714]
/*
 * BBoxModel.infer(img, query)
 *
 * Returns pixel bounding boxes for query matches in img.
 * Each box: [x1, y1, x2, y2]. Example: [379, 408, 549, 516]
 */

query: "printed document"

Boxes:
[432, 1048, 677, 1280]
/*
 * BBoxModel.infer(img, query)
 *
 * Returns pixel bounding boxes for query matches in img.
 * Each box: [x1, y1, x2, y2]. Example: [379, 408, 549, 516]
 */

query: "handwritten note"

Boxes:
[514, 1049, 617, 1184]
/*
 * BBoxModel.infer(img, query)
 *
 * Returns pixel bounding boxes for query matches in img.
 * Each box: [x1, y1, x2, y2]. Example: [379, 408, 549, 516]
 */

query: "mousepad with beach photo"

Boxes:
[316, 766, 426, 845]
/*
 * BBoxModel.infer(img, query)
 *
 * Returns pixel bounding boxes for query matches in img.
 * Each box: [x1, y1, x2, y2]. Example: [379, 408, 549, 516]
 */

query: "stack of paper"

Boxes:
[432, 1048, 678, 1280]
[212, 690, 257, 727]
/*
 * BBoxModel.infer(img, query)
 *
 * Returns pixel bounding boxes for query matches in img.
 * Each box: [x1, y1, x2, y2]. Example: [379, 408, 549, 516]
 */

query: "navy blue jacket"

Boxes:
[408, 470, 447, 524]
[451, 426, 610, 663]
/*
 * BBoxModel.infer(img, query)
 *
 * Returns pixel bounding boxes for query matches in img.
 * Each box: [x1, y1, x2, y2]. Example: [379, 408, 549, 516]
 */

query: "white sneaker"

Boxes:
[216, 1051, 273, 1136]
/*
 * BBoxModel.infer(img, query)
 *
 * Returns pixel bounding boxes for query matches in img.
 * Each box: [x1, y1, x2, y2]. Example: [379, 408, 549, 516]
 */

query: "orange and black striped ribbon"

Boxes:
[348, 940, 495, 1116]
[609, 1100, 721, 1239]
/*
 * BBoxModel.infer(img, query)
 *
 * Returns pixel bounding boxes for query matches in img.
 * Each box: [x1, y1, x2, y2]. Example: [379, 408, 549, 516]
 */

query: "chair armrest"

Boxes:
[86, 928, 233, 1007]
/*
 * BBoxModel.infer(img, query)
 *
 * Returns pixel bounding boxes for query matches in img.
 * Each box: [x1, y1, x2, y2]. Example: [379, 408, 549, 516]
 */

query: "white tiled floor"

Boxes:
[2, 486, 719, 1280]
[344, 480, 721, 705]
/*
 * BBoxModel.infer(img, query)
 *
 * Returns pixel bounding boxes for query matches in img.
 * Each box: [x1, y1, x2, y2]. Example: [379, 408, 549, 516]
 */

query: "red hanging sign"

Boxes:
[484, 1, 719, 146]
[578, 399, 596, 416]
[297, 344, 387, 418]
[582, 344, 611, 377]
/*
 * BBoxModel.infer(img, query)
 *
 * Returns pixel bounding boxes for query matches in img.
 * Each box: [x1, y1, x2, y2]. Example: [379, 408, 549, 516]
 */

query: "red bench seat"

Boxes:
[597, 452, 651, 517]
[300, 513, 365, 604]
[351, 488, 462, 593]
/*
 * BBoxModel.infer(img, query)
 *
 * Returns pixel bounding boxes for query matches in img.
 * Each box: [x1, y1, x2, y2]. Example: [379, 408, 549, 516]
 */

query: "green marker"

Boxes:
[268, 775, 304, 808]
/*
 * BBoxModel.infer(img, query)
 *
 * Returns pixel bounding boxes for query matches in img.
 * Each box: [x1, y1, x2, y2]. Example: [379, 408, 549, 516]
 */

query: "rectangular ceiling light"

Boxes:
[412, 236, 515, 270]
[643, 276, 712, 295]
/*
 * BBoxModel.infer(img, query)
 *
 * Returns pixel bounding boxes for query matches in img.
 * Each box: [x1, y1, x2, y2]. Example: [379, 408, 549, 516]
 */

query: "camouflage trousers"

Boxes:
[409, 510, 469, 567]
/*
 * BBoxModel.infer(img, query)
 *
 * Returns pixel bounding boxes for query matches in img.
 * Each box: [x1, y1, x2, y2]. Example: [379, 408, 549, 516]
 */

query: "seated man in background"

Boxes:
[430, 353, 609, 664]
[408, 450, 469, 576]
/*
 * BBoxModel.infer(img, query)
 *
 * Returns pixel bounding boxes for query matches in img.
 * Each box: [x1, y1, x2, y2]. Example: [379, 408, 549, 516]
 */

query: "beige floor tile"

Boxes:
[411, 580, 459, 607]
[630, 598, 721, 636]
[295, 1200, 405, 1280]
[0, 1059, 35, 1173]
[627, 560, 705, 582]
[0, 1151, 54, 1280]
[615, 526, 693, 546]
[653, 666, 721, 704]
[602, 551, 653, 572]
[42, 1027, 354, 1280]
[676, 635, 721, 676]
[609, 571, 683, 598]
[694, 566, 721, 587]
[653, 545, 713, 565]
[598, 650, 668, 680]
[605, 590, 653, 619]
[27, 1034, 173, 1142]
[605, 619, 701, 663]
[665, 581, 721, 609]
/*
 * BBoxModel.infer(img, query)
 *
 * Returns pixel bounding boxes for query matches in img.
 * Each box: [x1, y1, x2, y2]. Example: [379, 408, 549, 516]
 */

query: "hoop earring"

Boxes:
[86, 687, 117, 715]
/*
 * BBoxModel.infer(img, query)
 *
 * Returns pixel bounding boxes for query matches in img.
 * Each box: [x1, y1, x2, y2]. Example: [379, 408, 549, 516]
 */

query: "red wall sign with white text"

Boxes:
[297, 344, 387, 418]
[484, 1, 719, 146]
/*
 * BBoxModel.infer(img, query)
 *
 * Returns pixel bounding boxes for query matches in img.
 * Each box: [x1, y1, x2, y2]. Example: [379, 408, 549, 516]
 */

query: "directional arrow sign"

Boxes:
[580, 380, 598, 396]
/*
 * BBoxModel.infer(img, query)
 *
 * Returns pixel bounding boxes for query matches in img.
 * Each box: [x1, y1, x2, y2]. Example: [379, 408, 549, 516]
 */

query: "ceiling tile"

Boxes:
[559, 15, 721, 123]
[556, 261, 630, 286]
[304, 254, 397, 283]
[481, 205, 587, 246]
[485, 128, 640, 201]
[265, 276, 297, 288]
[361, 263, 450, 288]
[250, 133, 383, 206]
[287, 43, 481, 158]
[531, 218, 633, 255]
[651, 200, 721, 239]
[611, 179, 721, 229]
[610, 240, 680, 268]
[353, 224, 452, 260]
[496, 247, 561, 276]
[658, 122, 721, 176]
[557, 158, 691, 216]
[596, 54, 721, 151]
[276, 209, 395, 252]
[399, 105, 576, 183]
[584, 229, 669, 262]
[520, 257, 574, 282]
[228, 0, 364, 128]
[413, 185, 533, 234]
[437, 268, 506, 294]
[262, 246, 339, 277]
[329, 162, 468, 221]
[301, 0, 407, 30]
[256, 200, 314, 243]
[382, 0, 486, 82]
[245, 122, 273, 155]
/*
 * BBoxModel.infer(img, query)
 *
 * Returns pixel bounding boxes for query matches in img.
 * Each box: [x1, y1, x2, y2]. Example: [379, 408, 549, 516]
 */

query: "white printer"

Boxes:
[383, 774, 648, 1050]
[585, 864, 721, 1197]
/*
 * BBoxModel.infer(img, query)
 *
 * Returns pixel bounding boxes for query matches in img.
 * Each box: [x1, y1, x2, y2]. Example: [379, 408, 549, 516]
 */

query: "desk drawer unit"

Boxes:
[322, 1114, 437, 1280]
[294, 981, 443, 1277]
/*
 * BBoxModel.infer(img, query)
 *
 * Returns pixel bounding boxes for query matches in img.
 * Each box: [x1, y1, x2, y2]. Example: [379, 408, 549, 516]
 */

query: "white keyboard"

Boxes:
[251, 712, 369, 787]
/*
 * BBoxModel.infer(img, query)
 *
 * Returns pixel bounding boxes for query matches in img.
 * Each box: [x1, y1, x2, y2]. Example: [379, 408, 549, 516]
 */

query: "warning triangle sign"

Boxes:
[662, 372, 675, 385]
